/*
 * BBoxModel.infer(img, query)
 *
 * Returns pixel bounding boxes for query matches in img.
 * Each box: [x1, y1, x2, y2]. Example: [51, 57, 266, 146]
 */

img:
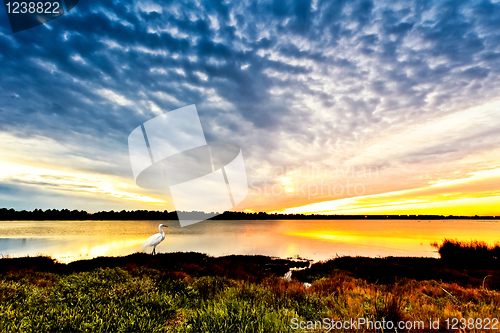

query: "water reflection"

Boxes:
[0, 220, 499, 263]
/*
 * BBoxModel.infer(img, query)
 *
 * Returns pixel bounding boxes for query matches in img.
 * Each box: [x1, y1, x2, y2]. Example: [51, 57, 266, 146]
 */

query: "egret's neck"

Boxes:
[158, 225, 165, 236]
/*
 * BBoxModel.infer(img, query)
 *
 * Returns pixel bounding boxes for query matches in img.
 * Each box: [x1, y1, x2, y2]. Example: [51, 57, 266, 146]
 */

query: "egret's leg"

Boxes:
[152, 247, 156, 255]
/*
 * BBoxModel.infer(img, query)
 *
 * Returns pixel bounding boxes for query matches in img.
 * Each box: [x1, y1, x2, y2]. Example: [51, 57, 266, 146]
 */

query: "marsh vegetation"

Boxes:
[1, 240, 500, 332]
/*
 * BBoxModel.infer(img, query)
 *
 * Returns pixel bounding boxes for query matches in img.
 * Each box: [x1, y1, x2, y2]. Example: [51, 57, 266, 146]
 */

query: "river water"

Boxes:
[1, 219, 499, 263]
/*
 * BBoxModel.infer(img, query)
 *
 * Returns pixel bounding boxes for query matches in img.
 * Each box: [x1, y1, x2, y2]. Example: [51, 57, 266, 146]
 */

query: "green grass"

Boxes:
[0, 267, 178, 332]
[2, 249, 500, 332]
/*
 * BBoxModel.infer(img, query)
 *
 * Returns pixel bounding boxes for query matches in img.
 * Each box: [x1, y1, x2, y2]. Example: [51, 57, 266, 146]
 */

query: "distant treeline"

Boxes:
[0, 208, 498, 221]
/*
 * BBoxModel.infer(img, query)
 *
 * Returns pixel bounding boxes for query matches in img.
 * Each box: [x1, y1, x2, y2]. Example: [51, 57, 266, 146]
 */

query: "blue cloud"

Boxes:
[1, 0, 500, 209]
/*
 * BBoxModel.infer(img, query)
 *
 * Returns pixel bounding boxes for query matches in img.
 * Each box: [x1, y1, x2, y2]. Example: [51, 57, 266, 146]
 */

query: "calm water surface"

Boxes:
[1, 219, 499, 263]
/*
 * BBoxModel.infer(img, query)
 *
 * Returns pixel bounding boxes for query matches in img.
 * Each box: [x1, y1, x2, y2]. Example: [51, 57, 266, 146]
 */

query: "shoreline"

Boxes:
[1, 251, 498, 288]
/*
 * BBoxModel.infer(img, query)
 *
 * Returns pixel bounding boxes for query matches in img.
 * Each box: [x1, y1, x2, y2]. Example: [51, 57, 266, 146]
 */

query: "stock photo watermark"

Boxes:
[128, 104, 249, 227]
[127, 105, 377, 224]
[290, 317, 498, 331]
[249, 162, 379, 199]
[3, 0, 79, 33]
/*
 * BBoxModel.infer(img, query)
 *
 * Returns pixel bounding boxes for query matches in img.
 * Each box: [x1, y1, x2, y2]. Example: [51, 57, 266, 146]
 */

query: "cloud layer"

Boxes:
[1, 0, 500, 212]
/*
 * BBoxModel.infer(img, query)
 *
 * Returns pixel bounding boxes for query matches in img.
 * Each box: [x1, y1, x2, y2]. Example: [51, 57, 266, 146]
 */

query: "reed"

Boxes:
[1, 246, 500, 332]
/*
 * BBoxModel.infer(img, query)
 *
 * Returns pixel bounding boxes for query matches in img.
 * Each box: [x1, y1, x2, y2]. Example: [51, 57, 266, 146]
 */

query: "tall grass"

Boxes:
[0, 267, 178, 332]
[433, 239, 500, 266]
[2, 249, 500, 332]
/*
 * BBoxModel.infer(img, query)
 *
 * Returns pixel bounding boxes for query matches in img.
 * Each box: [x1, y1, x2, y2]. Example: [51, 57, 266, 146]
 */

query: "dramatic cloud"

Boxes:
[1, 0, 500, 212]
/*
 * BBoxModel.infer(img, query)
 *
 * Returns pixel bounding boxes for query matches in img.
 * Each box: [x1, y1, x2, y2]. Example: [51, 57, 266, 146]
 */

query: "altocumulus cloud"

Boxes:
[0, 0, 500, 211]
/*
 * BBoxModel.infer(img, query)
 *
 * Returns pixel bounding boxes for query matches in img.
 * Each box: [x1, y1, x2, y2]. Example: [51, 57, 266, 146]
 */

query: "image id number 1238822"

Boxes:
[446, 318, 498, 330]
[5, 2, 61, 14]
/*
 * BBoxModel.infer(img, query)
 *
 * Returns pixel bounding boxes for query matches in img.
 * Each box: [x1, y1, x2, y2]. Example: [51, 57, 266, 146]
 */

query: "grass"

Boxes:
[1, 243, 500, 332]
[432, 239, 500, 266]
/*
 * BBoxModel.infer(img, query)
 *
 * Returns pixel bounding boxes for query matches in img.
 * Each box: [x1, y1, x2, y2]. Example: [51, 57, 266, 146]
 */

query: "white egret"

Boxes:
[142, 224, 168, 255]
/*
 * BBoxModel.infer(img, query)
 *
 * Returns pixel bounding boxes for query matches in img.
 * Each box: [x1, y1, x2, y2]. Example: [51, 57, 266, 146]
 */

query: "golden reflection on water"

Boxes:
[1, 220, 500, 263]
[286, 220, 500, 259]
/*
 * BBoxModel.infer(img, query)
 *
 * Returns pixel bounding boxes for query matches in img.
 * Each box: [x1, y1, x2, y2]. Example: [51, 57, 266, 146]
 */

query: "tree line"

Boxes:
[0, 208, 498, 220]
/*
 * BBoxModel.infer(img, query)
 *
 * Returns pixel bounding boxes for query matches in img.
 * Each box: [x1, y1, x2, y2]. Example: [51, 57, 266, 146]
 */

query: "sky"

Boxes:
[0, 0, 500, 215]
